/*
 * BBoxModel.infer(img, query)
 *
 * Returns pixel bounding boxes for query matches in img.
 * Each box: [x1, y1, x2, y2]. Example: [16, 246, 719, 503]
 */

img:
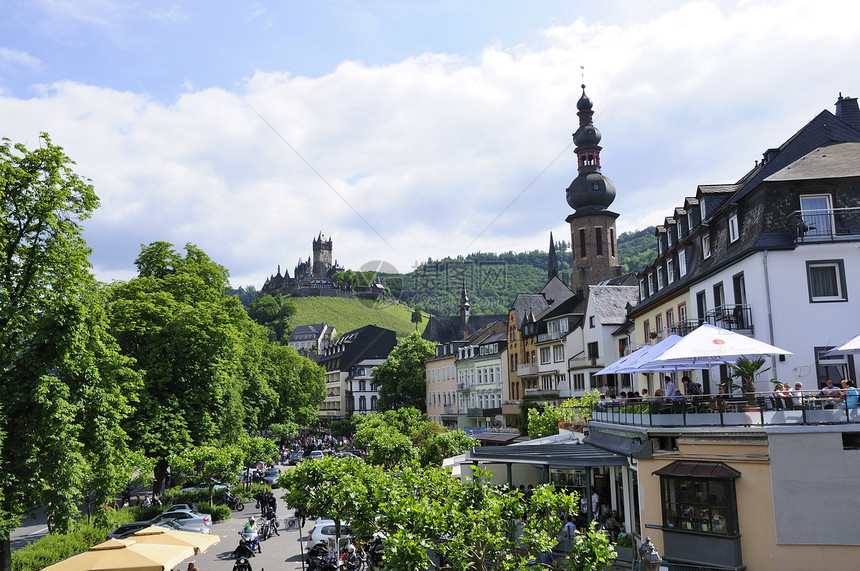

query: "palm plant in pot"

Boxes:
[728, 357, 770, 408]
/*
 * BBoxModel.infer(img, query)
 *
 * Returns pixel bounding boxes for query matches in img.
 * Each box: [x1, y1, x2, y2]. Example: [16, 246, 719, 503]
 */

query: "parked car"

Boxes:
[261, 468, 280, 487]
[308, 519, 352, 544]
[107, 519, 184, 540]
[149, 508, 213, 534]
[310, 450, 325, 461]
[179, 481, 231, 493]
[289, 451, 304, 465]
[163, 503, 194, 512]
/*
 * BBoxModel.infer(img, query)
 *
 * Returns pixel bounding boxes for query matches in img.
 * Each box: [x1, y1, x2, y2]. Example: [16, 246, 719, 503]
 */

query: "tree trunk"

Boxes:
[1, 537, 11, 571]
[153, 458, 169, 498]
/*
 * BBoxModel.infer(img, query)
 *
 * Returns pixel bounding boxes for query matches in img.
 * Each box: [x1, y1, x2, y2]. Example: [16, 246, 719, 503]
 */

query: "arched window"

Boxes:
[359, 396, 367, 410]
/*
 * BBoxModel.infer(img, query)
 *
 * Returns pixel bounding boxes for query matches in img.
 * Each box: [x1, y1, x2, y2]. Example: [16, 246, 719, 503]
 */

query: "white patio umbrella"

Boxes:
[594, 344, 657, 376]
[823, 333, 860, 357]
[651, 324, 791, 363]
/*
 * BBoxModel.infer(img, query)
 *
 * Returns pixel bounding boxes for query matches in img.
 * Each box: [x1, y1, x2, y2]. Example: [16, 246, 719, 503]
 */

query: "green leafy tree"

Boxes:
[170, 445, 244, 504]
[0, 135, 141, 571]
[527, 405, 562, 440]
[411, 306, 423, 330]
[375, 333, 436, 411]
[107, 242, 255, 494]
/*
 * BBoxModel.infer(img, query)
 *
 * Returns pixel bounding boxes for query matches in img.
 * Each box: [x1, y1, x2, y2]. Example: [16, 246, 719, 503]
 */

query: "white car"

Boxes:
[149, 508, 213, 534]
[308, 519, 352, 544]
[310, 450, 325, 460]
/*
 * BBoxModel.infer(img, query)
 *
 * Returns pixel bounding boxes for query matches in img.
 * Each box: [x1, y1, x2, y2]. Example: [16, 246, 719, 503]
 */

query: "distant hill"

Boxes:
[286, 296, 428, 340]
[232, 229, 657, 324]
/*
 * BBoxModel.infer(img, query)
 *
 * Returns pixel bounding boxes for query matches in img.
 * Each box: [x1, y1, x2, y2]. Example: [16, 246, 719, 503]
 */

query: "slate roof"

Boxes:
[764, 141, 860, 181]
[510, 293, 550, 329]
[288, 323, 328, 340]
[422, 314, 508, 344]
[589, 285, 640, 325]
[539, 276, 576, 306]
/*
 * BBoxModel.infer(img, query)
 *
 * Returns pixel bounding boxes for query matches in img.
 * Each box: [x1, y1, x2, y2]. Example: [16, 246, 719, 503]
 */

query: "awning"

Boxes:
[465, 442, 627, 468]
[473, 432, 521, 444]
[585, 430, 652, 458]
[653, 461, 741, 479]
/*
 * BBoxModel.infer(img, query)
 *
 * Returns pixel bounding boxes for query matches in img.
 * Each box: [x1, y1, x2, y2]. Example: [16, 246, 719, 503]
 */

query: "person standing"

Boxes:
[664, 376, 676, 400]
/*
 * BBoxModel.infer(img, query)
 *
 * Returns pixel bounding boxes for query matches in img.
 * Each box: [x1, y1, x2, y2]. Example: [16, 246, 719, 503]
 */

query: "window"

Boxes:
[643, 320, 651, 341]
[700, 200, 707, 220]
[728, 213, 739, 243]
[655, 314, 663, 338]
[573, 373, 585, 391]
[610, 229, 616, 257]
[657, 237, 663, 256]
[666, 309, 675, 332]
[540, 347, 552, 364]
[702, 235, 711, 259]
[677, 219, 684, 239]
[800, 194, 833, 237]
[679, 250, 687, 277]
[667, 259, 675, 284]
[657, 266, 665, 289]
[595, 227, 604, 256]
[579, 229, 587, 258]
[589, 316, 595, 328]
[678, 303, 687, 324]
[807, 260, 847, 302]
[659, 466, 739, 536]
[587, 342, 599, 360]
[639, 278, 647, 299]
[554, 345, 565, 362]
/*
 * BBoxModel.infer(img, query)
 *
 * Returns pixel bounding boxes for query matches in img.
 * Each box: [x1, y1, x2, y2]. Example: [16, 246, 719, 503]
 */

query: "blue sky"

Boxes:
[3, 0, 860, 287]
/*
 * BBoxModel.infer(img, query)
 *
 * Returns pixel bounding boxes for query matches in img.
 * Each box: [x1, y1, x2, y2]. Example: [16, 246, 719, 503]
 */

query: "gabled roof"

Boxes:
[535, 293, 583, 321]
[510, 293, 550, 328]
[422, 314, 507, 344]
[588, 285, 640, 325]
[289, 323, 328, 338]
[539, 276, 575, 306]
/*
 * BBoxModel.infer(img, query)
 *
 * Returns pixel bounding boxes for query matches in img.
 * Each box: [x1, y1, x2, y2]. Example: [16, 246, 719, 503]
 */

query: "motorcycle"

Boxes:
[338, 536, 362, 571]
[234, 529, 262, 558]
[225, 491, 245, 511]
[307, 541, 337, 571]
[259, 511, 280, 540]
[365, 531, 386, 568]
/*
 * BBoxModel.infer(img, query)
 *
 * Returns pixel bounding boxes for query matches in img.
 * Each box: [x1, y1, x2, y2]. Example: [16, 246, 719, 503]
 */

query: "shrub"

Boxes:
[12, 521, 113, 571]
[197, 501, 231, 522]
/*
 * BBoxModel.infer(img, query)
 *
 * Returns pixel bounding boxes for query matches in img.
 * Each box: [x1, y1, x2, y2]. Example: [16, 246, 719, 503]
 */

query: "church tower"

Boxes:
[565, 85, 622, 295]
[312, 232, 333, 277]
[548, 232, 559, 280]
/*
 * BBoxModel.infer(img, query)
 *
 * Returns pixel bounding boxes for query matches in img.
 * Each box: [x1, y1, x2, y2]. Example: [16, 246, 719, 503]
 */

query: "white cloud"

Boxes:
[3, 0, 860, 289]
[0, 48, 42, 71]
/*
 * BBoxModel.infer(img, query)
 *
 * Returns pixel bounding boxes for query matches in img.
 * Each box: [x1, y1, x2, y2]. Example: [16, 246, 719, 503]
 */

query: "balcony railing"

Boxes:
[524, 387, 560, 398]
[590, 391, 860, 427]
[442, 405, 455, 414]
[517, 363, 539, 377]
[468, 407, 502, 418]
[789, 207, 860, 243]
[671, 319, 703, 336]
[704, 304, 752, 332]
[456, 382, 468, 391]
[569, 356, 601, 370]
[537, 330, 566, 343]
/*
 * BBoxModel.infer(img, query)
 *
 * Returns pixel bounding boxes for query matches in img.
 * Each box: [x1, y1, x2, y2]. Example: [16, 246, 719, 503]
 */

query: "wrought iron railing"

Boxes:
[704, 304, 752, 331]
[789, 207, 860, 243]
[670, 319, 703, 336]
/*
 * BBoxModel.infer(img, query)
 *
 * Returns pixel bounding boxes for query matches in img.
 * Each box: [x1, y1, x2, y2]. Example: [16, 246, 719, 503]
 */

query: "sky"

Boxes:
[3, 0, 860, 288]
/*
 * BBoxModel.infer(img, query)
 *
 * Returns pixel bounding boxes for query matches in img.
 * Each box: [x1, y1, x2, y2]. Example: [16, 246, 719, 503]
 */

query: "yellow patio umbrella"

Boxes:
[130, 526, 220, 554]
[42, 538, 195, 571]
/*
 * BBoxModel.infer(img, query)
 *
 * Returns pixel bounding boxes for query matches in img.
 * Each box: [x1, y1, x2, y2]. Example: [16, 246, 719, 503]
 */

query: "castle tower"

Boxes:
[312, 232, 333, 276]
[565, 85, 622, 295]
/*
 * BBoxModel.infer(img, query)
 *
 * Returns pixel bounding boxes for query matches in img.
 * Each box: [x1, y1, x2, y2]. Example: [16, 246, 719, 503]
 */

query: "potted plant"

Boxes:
[614, 533, 634, 561]
[728, 357, 770, 409]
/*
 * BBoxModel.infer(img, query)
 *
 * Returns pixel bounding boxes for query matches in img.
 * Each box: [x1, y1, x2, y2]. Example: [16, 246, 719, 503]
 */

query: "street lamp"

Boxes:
[638, 536, 662, 571]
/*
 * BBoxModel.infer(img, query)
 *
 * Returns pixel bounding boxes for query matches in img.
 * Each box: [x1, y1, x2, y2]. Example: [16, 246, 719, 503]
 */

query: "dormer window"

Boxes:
[728, 213, 740, 243]
[667, 259, 675, 284]
[639, 278, 647, 299]
[677, 220, 684, 239]
[702, 235, 712, 259]
[679, 250, 687, 277]
[657, 266, 665, 290]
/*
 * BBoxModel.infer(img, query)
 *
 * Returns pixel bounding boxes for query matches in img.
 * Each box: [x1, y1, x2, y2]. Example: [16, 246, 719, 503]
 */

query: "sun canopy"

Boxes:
[823, 333, 860, 357]
[651, 324, 791, 363]
[42, 538, 195, 571]
[131, 525, 220, 554]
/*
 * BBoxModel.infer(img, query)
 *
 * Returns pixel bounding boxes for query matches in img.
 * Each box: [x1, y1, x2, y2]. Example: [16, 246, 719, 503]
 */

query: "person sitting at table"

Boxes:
[682, 375, 703, 396]
[791, 382, 804, 403]
[709, 385, 730, 411]
[841, 380, 859, 409]
[821, 378, 841, 408]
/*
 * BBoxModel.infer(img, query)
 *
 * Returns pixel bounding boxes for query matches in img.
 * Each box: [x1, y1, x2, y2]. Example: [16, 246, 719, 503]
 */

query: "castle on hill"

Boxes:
[261, 233, 385, 300]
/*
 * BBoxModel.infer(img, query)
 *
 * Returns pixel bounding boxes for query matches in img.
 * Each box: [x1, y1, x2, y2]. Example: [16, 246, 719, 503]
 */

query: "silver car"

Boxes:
[149, 508, 213, 534]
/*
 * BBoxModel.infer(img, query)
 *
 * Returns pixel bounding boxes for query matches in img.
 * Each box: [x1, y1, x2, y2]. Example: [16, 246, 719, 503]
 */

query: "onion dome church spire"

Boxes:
[565, 84, 617, 212]
[564, 85, 622, 295]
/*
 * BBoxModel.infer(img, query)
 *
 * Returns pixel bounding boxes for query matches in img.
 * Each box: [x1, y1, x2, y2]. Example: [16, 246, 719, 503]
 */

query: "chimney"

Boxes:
[762, 148, 779, 164]
[836, 93, 860, 131]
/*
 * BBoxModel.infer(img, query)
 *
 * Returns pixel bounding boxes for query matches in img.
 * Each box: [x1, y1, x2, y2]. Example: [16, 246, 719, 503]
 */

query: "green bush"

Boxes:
[12, 521, 113, 571]
[197, 501, 231, 522]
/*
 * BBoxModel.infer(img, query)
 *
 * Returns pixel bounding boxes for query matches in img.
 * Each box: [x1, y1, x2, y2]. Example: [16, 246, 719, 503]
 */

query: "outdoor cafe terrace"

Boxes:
[579, 393, 860, 428]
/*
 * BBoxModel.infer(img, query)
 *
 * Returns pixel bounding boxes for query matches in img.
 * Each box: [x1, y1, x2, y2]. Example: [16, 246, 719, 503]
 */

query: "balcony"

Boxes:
[569, 356, 602, 370]
[704, 305, 752, 333]
[590, 392, 860, 428]
[456, 382, 468, 391]
[517, 363, 539, 377]
[442, 405, 456, 414]
[537, 330, 566, 343]
[789, 207, 860, 243]
[671, 319, 703, 336]
[524, 388, 560, 398]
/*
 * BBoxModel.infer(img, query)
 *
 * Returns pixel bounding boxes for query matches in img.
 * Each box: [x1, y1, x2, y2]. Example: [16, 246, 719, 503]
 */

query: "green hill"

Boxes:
[287, 296, 428, 340]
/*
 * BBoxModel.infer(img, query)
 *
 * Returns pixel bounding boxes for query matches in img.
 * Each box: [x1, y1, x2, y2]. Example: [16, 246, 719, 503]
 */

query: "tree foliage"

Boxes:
[375, 333, 436, 411]
[281, 460, 614, 571]
[170, 445, 244, 504]
[0, 134, 141, 571]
